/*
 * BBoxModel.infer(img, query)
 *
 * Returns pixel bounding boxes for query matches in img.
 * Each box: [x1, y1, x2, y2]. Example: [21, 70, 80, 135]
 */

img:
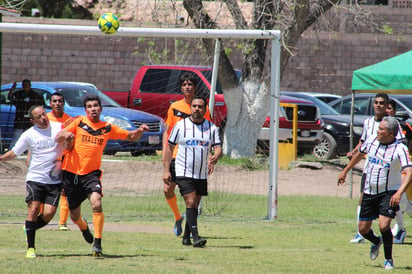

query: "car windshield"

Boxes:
[283, 93, 340, 115]
[56, 85, 120, 107]
[394, 96, 412, 110]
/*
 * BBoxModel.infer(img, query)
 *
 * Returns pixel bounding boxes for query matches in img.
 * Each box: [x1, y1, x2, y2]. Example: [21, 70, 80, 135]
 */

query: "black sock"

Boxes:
[186, 208, 199, 241]
[183, 221, 190, 240]
[94, 238, 102, 248]
[361, 229, 380, 245]
[34, 214, 48, 230]
[381, 229, 393, 260]
[25, 220, 36, 249]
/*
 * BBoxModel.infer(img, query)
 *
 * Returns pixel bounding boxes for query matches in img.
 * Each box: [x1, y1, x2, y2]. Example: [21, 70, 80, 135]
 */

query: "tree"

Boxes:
[183, 0, 341, 158]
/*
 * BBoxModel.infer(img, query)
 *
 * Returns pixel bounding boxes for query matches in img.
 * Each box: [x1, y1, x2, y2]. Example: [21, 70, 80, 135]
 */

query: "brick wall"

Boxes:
[1, 11, 411, 95]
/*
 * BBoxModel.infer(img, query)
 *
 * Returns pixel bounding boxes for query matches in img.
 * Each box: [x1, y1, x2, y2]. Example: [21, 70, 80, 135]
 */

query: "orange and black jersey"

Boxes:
[62, 116, 129, 175]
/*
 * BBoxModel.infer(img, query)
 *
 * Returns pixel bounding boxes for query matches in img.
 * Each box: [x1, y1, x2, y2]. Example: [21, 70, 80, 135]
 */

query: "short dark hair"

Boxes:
[51, 92, 65, 101]
[82, 94, 101, 108]
[179, 72, 198, 87]
[388, 99, 396, 111]
[22, 79, 31, 85]
[375, 93, 389, 102]
[191, 95, 207, 108]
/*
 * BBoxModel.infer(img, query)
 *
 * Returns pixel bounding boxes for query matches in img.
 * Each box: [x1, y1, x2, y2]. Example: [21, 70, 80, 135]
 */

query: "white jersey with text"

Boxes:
[168, 117, 221, 179]
[360, 135, 412, 195]
[12, 121, 63, 184]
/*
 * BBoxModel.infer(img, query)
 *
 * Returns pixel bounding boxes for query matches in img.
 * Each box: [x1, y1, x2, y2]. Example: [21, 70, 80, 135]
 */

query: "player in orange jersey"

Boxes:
[47, 92, 74, 231]
[55, 94, 149, 257]
[162, 73, 211, 237]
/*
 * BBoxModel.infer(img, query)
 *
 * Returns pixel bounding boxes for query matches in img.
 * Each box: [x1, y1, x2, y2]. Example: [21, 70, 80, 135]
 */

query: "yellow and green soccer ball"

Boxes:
[98, 13, 120, 34]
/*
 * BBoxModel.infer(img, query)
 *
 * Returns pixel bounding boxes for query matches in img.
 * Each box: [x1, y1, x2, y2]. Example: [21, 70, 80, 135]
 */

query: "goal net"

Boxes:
[0, 22, 281, 224]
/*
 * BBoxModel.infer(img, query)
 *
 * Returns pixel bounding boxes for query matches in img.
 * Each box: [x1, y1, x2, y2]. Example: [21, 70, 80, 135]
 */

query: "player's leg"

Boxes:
[165, 160, 183, 236]
[35, 183, 61, 230]
[351, 175, 366, 243]
[392, 194, 407, 244]
[58, 189, 70, 231]
[89, 191, 104, 257]
[24, 181, 44, 258]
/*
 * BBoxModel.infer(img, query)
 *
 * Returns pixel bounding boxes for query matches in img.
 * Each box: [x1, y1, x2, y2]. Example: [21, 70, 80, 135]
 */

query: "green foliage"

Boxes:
[382, 24, 393, 35]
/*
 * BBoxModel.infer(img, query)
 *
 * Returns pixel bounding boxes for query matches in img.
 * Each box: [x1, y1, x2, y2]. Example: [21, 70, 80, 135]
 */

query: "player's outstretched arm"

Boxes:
[126, 124, 149, 142]
[338, 150, 365, 186]
[0, 150, 18, 162]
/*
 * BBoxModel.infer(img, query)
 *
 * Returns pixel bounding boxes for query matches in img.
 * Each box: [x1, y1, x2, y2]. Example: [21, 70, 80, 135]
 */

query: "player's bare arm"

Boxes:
[338, 150, 366, 186]
[126, 124, 149, 141]
[347, 141, 362, 160]
[208, 145, 222, 175]
[162, 144, 175, 185]
[161, 124, 170, 163]
[390, 167, 412, 206]
[0, 150, 17, 162]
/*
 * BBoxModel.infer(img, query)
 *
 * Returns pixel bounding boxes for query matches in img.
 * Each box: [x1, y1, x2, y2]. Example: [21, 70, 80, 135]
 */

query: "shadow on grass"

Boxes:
[41, 253, 155, 259]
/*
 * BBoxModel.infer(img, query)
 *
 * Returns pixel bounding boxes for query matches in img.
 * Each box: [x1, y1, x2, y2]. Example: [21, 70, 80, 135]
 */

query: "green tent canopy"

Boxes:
[352, 50, 412, 93]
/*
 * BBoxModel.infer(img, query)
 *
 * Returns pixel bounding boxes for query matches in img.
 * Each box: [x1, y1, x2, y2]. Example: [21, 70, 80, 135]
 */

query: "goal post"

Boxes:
[0, 22, 281, 220]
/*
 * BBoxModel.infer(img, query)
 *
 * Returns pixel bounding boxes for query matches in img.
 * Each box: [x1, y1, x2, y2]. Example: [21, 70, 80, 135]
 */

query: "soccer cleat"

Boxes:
[59, 223, 70, 231]
[92, 245, 104, 258]
[393, 229, 406, 244]
[193, 238, 207, 248]
[350, 233, 365, 243]
[26, 248, 36, 258]
[81, 219, 94, 244]
[174, 216, 184, 236]
[384, 259, 394, 270]
[370, 237, 382, 260]
[182, 238, 192, 246]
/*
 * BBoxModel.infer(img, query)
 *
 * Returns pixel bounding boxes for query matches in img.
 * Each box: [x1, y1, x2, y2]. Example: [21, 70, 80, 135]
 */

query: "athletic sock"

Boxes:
[93, 212, 104, 239]
[356, 205, 361, 233]
[25, 220, 36, 249]
[166, 195, 181, 221]
[72, 215, 88, 231]
[361, 229, 380, 245]
[183, 221, 191, 240]
[381, 229, 393, 260]
[59, 196, 70, 225]
[34, 214, 48, 230]
[186, 208, 199, 241]
[394, 210, 405, 230]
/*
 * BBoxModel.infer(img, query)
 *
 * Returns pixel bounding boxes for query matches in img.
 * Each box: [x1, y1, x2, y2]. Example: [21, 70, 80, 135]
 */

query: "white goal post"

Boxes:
[0, 22, 281, 220]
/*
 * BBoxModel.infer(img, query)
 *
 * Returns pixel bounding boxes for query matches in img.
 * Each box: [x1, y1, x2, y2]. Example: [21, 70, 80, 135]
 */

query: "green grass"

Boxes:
[1, 194, 412, 273]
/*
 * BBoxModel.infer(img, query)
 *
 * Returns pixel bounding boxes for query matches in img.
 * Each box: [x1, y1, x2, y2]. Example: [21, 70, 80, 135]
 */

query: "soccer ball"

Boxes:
[98, 13, 120, 34]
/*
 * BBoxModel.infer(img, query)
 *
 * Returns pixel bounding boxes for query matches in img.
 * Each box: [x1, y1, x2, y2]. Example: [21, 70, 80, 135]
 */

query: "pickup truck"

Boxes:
[102, 65, 323, 152]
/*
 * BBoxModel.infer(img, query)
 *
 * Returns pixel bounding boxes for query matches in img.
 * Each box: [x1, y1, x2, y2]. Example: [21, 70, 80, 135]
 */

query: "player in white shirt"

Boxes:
[0, 105, 74, 258]
[163, 96, 222, 248]
[338, 116, 412, 270]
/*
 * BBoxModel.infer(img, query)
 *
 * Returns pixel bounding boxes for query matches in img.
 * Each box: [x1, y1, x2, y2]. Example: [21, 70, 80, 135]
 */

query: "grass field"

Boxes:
[1, 194, 412, 273]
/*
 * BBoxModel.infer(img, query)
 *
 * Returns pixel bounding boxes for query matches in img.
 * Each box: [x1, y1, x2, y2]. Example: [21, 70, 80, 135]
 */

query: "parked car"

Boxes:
[329, 93, 412, 125]
[258, 95, 324, 153]
[281, 91, 363, 159]
[0, 82, 164, 156]
[103, 65, 324, 153]
[305, 92, 342, 104]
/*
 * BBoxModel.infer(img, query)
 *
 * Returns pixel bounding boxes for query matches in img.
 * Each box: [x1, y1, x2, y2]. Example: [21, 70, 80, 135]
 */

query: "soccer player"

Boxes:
[163, 96, 222, 247]
[338, 116, 412, 270]
[47, 92, 74, 231]
[346, 93, 404, 243]
[162, 73, 212, 236]
[55, 94, 149, 258]
[0, 105, 72, 258]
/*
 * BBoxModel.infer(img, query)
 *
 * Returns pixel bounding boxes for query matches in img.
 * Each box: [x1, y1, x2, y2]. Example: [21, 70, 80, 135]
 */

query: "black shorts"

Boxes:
[360, 191, 399, 221]
[176, 177, 208, 196]
[25, 181, 61, 207]
[62, 170, 102, 210]
[360, 173, 366, 193]
[169, 159, 176, 183]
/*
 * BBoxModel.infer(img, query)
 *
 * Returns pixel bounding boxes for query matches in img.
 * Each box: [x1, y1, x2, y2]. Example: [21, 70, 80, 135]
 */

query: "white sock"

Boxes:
[356, 205, 361, 234]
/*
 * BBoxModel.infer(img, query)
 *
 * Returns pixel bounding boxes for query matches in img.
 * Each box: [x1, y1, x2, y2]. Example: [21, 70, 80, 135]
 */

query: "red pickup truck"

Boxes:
[102, 65, 323, 151]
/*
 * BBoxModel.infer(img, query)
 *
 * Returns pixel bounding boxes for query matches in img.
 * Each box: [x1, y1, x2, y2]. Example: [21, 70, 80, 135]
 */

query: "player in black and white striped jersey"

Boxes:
[163, 96, 222, 248]
[338, 116, 412, 270]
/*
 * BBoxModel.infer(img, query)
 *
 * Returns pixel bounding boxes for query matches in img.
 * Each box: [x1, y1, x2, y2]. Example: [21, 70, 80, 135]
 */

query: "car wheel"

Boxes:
[312, 132, 337, 160]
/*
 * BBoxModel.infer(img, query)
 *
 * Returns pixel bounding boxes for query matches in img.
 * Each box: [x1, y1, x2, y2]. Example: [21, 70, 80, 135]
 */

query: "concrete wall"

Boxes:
[1, 6, 411, 95]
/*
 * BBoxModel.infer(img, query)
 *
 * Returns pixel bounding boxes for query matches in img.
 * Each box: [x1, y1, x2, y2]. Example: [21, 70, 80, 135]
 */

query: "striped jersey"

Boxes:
[168, 117, 221, 179]
[360, 135, 412, 195]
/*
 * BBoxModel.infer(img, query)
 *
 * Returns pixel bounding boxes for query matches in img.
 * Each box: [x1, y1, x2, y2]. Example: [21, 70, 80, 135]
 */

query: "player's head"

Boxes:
[83, 94, 102, 122]
[180, 73, 197, 101]
[29, 105, 49, 129]
[386, 99, 396, 117]
[50, 92, 65, 115]
[378, 116, 398, 143]
[374, 93, 389, 118]
[190, 96, 207, 121]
